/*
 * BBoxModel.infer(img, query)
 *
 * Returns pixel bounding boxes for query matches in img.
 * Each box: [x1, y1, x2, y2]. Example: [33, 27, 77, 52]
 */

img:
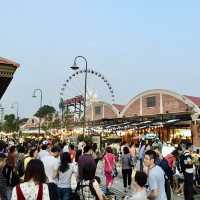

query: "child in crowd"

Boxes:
[124, 171, 148, 200]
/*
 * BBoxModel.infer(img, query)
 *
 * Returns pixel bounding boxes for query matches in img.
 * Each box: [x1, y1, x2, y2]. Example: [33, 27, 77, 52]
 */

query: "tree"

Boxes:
[2, 114, 18, 133]
[35, 105, 56, 118]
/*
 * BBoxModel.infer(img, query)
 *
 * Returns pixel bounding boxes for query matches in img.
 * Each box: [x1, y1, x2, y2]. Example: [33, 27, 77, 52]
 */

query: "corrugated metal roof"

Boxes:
[184, 95, 200, 107]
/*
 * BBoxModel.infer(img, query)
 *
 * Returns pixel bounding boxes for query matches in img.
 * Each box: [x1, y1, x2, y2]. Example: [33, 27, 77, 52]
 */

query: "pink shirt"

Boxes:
[103, 153, 115, 173]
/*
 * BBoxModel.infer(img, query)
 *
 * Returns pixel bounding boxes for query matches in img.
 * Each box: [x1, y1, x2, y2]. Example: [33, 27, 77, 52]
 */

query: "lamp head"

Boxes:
[32, 93, 36, 98]
[70, 62, 79, 70]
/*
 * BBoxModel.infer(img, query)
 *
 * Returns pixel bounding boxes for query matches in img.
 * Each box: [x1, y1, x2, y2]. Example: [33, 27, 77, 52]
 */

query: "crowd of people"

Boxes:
[0, 138, 199, 200]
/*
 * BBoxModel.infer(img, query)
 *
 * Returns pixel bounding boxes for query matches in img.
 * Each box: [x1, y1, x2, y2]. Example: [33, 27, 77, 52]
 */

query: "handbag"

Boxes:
[128, 156, 135, 167]
[111, 167, 118, 177]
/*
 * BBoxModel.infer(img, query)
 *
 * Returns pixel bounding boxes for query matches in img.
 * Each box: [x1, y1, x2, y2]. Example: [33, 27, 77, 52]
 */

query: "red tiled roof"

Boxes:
[0, 57, 20, 68]
[184, 95, 200, 107]
[112, 104, 125, 112]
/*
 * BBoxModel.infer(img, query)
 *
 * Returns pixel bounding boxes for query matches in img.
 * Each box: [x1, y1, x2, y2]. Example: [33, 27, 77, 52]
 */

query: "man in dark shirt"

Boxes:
[0, 153, 8, 200]
[183, 142, 194, 200]
[78, 143, 96, 180]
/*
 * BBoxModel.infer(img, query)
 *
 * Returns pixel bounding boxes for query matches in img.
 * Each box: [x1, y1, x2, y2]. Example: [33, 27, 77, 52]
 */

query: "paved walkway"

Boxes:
[70, 160, 200, 199]
[95, 161, 184, 200]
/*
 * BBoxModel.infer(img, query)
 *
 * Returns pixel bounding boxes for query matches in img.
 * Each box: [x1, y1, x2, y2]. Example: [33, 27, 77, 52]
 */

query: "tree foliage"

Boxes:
[2, 114, 18, 132]
[35, 105, 56, 118]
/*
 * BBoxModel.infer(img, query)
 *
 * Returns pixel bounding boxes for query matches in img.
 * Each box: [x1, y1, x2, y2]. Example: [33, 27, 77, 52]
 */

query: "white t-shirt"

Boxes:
[125, 189, 147, 200]
[63, 145, 69, 153]
[148, 165, 167, 200]
[38, 150, 49, 160]
[42, 155, 59, 183]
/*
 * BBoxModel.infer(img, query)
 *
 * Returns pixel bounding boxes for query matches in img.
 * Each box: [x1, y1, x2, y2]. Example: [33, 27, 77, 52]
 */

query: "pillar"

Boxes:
[191, 121, 200, 147]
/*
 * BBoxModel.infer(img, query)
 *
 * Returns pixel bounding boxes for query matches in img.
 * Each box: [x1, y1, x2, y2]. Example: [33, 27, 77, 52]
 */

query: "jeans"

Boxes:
[184, 172, 193, 200]
[58, 188, 72, 200]
[122, 169, 132, 188]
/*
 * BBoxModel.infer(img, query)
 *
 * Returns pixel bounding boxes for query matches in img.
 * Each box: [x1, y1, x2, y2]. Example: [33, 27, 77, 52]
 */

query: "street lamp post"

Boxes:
[32, 89, 43, 135]
[11, 102, 19, 136]
[70, 56, 88, 136]
[11, 102, 19, 120]
[0, 104, 4, 123]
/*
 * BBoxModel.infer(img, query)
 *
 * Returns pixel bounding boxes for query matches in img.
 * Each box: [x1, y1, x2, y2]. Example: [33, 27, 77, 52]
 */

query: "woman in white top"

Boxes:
[125, 171, 148, 200]
[57, 152, 77, 200]
[11, 159, 50, 200]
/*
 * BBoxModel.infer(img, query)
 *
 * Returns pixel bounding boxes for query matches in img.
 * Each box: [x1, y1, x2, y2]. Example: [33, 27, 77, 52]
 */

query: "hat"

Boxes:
[42, 140, 49, 145]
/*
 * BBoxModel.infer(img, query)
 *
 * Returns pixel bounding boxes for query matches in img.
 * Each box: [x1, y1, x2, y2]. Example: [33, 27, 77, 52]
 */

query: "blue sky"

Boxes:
[1, 0, 200, 118]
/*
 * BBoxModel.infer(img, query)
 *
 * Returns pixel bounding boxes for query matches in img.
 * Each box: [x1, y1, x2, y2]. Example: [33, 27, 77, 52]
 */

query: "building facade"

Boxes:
[85, 89, 200, 147]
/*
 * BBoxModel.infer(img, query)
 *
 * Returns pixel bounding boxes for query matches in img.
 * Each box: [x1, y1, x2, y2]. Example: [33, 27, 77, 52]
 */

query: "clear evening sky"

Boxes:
[1, 0, 200, 118]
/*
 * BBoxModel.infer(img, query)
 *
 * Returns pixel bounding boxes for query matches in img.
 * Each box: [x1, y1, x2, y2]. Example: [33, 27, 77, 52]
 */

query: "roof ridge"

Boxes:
[0, 57, 20, 67]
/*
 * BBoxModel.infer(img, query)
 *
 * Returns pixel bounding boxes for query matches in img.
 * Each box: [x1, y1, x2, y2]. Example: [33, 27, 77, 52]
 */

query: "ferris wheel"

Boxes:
[59, 69, 115, 106]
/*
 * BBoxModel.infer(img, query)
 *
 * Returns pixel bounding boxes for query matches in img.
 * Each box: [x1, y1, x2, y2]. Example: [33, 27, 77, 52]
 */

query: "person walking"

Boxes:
[38, 144, 49, 160]
[129, 143, 136, 165]
[136, 140, 145, 171]
[0, 153, 8, 200]
[121, 146, 132, 192]
[41, 146, 60, 184]
[57, 152, 77, 200]
[182, 142, 194, 200]
[11, 159, 50, 200]
[68, 144, 76, 162]
[124, 171, 148, 200]
[77, 162, 104, 200]
[78, 143, 96, 180]
[24, 147, 38, 170]
[144, 150, 167, 200]
[103, 146, 116, 195]
[3, 146, 20, 200]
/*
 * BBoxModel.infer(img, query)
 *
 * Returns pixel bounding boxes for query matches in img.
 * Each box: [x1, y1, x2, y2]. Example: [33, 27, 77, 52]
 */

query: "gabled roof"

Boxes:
[184, 95, 200, 107]
[112, 104, 125, 113]
[0, 57, 20, 68]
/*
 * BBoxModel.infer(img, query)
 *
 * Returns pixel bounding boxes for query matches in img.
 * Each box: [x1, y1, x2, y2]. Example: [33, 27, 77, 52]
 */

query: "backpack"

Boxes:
[16, 155, 30, 178]
[159, 158, 173, 180]
[2, 164, 20, 187]
[73, 179, 99, 200]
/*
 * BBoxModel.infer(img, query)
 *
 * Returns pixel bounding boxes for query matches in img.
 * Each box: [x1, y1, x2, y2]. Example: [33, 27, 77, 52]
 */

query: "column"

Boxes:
[160, 93, 163, 114]
[191, 121, 200, 147]
[140, 96, 143, 116]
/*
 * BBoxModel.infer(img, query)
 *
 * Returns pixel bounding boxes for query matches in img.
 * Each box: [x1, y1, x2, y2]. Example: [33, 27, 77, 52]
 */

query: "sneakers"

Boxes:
[128, 185, 131, 190]
[124, 188, 127, 193]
